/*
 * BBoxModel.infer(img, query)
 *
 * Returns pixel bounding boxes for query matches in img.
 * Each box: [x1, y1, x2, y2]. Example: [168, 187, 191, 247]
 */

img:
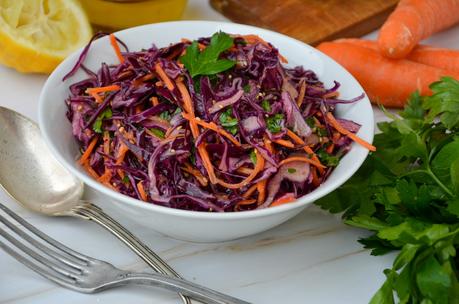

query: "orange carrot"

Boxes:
[86, 85, 120, 94]
[311, 167, 320, 187]
[237, 166, 253, 175]
[182, 113, 242, 147]
[137, 181, 148, 201]
[217, 149, 265, 189]
[79, 137, 98, 165]
[296, 80, 306, 107]
[151, 96, 159, 107]
[285, 129, 324, 171]
[235, 199, 257, 210]
[279, 156, 325, 169]
[182, 163, 208, 186]
[82, 162, 100, 179]
[317, 42, 459, 107]
[263, 137, 275, 154]
[326, 143, 335, 154]
[336, 38, 459, 73]
[109, 34, 125, 63]
[326, 112, 376, 152]
[198, 144, 217, 184]
[155, 63, 175, 91]
[273, 139, 295, 148]
[257, 179, 267, 204]
[377, 0, 459, 59]
[270, 194, 296, 207]
[242, 184, 258, 199]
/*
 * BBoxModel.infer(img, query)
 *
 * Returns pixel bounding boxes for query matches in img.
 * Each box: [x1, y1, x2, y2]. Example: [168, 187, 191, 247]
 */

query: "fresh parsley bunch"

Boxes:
[316, 77, 459, 304]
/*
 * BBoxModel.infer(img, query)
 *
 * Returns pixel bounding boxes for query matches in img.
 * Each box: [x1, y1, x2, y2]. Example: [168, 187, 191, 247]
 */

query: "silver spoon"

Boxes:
[0, 106, 193, 304]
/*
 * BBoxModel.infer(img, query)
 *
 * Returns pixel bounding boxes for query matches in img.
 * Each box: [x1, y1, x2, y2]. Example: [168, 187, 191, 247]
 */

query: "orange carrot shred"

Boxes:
[270, 194, 296, 207]
[237, 166, 253, 175]
[257, 179, 267, 204]
[311, 167, 320, 187]
[137, 181, 148, 201]
[296, 80, 306, 107]
[109, 34, 124, 63]
[263, 136, 275, 154]
[182, 163, 208, 186]
[79, 137, 98, 165]
[326, 112, 376, 151]
[326, 143, 335, 154]
[217, 149, 265, 189]
[155, 62, 175, 91]
[242, 184, 258, 199]
[285, 129, 324, 171]
[235, 199, 257, 210]
[279, 156, 325, 169]
[182, 113, 242, 147]
[151, 96, 159, 106]
[86, 85, 120, 94]
[273, 139, 295, 148]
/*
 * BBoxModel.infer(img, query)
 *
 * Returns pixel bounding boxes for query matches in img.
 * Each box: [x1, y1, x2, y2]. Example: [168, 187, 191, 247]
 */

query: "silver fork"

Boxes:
[0, 203, 250, 304]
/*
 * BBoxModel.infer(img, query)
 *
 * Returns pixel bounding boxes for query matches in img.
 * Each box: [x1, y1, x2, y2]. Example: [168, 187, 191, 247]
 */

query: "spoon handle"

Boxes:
[71, 202, 194, 304]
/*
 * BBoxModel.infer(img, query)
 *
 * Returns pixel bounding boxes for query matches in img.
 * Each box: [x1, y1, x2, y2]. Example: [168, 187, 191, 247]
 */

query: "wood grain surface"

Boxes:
[210, 0, 399, 45]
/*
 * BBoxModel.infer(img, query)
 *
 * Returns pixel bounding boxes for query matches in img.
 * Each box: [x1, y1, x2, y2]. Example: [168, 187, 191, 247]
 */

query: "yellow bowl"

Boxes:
[79, 0, 187, 30]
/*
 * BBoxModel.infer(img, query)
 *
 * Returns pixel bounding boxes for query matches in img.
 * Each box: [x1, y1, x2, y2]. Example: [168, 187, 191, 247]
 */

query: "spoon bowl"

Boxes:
[0, 108, 82, 215]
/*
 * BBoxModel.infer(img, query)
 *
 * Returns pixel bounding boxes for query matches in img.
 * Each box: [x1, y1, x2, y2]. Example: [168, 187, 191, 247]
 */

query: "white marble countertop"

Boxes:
[1, 1, 458, 303]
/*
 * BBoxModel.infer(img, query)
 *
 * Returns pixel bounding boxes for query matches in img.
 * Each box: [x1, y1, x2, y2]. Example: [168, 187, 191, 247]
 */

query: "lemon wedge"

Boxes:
[0, 0, 92, 73]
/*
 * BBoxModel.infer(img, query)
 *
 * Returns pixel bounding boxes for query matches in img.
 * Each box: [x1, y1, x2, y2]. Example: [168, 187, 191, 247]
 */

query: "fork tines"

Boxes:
[0, 203, 89, 286]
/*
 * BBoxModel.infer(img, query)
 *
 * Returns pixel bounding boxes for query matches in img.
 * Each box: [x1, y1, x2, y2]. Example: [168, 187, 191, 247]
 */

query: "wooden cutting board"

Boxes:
[210, 0, 399, 46]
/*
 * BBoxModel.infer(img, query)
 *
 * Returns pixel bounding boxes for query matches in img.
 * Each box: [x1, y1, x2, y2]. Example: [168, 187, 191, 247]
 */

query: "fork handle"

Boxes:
[114, 272, 251, 304]
[71, 202, 193, 304]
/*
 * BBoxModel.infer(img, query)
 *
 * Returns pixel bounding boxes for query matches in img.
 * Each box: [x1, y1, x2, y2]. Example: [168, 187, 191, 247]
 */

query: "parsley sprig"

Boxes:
[316, 77, 459, 304]
[180, 31, 235, 78]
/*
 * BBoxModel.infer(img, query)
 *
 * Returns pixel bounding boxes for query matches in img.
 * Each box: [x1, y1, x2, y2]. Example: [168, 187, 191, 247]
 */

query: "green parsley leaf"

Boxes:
[180, 31, 235, 78]
[266, 114, 284, 133]
[243, 84, 251, 93]
[317, 149, 339, 167]
[92, 108, 112, 133]
[219, 108, 238, 135]
[287, 168, 297, 174]
[249, 150, 257, 164]
[150, 128, 165, 138]
[159, 111, 171, 121]
[261, 99, 271, 112]
[122, 175, 130, 184]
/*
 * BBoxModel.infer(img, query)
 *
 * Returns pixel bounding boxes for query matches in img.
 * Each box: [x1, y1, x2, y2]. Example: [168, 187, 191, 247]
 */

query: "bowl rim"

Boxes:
[38, 20, 374, 219]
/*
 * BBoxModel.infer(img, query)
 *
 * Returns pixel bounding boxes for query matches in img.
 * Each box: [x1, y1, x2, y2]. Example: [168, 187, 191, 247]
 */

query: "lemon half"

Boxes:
[0, 0, 92, 73]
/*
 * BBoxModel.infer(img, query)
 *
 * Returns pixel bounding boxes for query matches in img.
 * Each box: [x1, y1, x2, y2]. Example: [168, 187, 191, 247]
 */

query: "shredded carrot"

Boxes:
[82, 161, 100, 179]
[181, 38, 192, 43]
[198, 43, 207, 51]
[242, 184, 258, 199]
[182, 163, 208, 186]
[89, 92, 103, 104]
[98, 170, 112, 183]
[182, 113, 242, 147]
[263, 136, 275, 154]
[155, 62, 175, 91]
[273, 139, 295, 148]
[311, 167, 320, 187]
[279, 156, 325, 169]
[150, 96, 159, 106]
[115, 143, 129, 165]
[326, 143, 335, 154]
[137, 181, 148, 201]
[323, 91, 340, 99]
[237, 166, 253, 175]
[217, 149, 265, 189]
[257, 179, 267, 204]
[270, 195, 296, 207]
[235, 199, 257, 210]
[109, 34, 124, 64]
[176, 80, 200, 137]
[197, 144, 217, 184]
[103, 131, 110, 154]
[285, 129, 324, 171]
[79, 137, 98, 165]
[326, 112, 376, 152]
[86, 85, 120, 94]
[297, 80, 306, 107]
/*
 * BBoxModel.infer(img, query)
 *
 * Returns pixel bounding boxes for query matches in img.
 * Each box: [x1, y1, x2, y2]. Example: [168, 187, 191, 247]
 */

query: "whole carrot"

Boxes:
[317, 42, 459, 107]
[335, 38, 459, 73]
[378, 0, 459, 59]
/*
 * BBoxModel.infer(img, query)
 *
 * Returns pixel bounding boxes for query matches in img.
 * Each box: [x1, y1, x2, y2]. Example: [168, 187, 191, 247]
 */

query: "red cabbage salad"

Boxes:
[65, 31, 375, 212]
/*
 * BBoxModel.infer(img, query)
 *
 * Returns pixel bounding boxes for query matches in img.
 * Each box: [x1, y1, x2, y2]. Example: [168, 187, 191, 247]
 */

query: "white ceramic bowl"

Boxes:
[38, 21, 374, 242]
